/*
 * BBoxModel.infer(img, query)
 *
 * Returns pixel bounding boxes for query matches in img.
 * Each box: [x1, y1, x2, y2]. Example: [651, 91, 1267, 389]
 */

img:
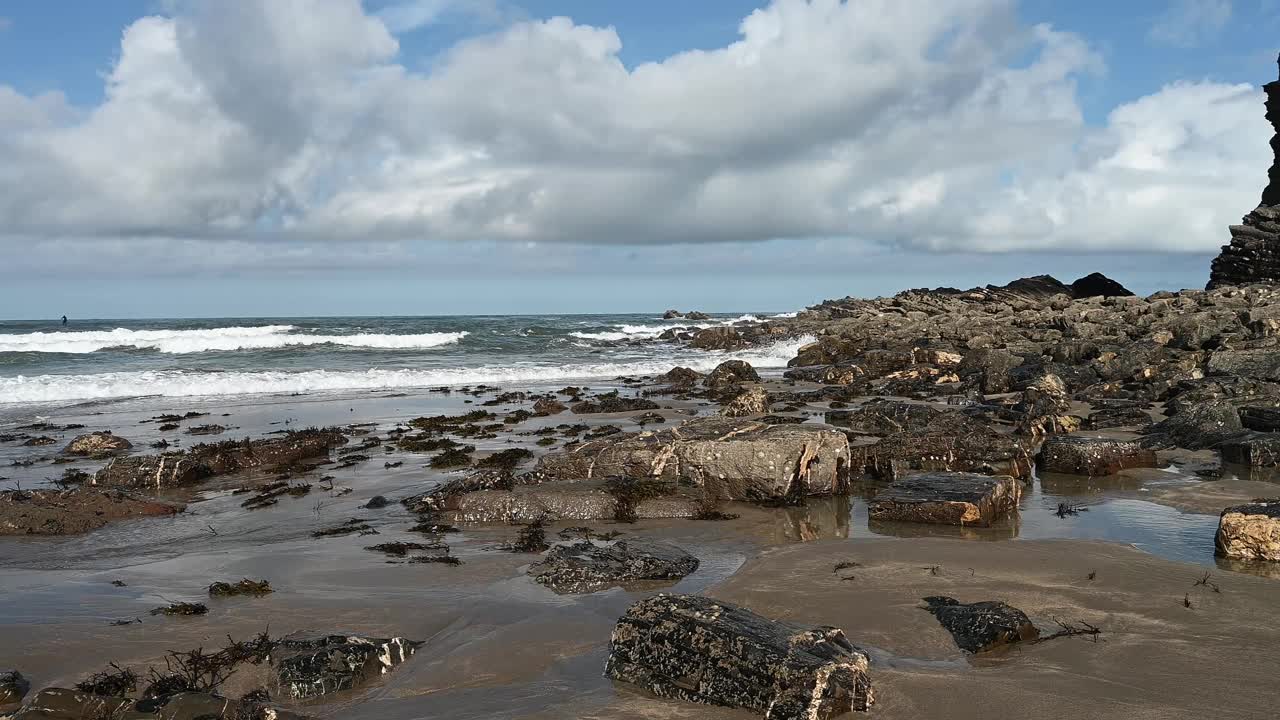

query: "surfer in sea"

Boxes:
[61, 315, 68, 326]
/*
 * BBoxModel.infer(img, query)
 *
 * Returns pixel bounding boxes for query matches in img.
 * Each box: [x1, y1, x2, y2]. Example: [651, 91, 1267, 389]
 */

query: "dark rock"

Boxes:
[1219, 432, 1280, 466]
[532, 397, 567, 415]
[922, 596, 1039, 653]
[7, 689, 131, 719]
[0, 489, 183, 536]
[868, 472, 1021, 527]
[63, 432, 132, 457]
[363, 495, 391, 509]
[275, 633, 419, 700]
[528, 538, 699, 594]
[704, 360, 760, 388]
[1145, 400, 1244, 450]
[570, 392, 660, 414]
[689, 326, 744, 350]
[685, 311, 711, 321]
[1085, 405, 1153, 430]
[1240, 405, 1280, 431]
[1036, 435, 1159, 476]
[957, 349, 1024, 394]
[1207, 349, 1280, 380]
[1, 670, 29, 706]
[605, 594, 874, 717]
[1069, 272, 1133, 299]
[663, 309, 683, 319]
[656, 366, 702, 386]
[208, 579, 272, 597]
[845, 411, 1032, 481]
[186, 424, 228, 436]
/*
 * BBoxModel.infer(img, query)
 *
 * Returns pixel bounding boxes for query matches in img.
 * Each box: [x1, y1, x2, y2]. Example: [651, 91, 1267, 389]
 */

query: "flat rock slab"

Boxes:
[844, 411, 1033, 481]
[923, 596, 1039, 653]
[868, 472, 1021, 527]
[537, 417, 850, 503]
[1218, 433, 1280, 467]
[1216, 500, 1280, 561]
[275, 633, 419, 700]
[528, 538, 700, 594]
[1036, 435, 1158, 476]
[605, 594, 873, 718]
[437, 486, 701, 524]
[0, 489, 184, 536]
[94, 429, 345, 489]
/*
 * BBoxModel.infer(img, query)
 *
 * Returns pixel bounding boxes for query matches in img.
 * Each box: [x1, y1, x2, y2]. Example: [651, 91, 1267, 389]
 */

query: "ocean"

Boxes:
[0, 313, 808, 408]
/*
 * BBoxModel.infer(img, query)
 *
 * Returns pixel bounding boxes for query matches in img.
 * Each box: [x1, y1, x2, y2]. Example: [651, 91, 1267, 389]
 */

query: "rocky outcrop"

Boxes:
[690, 326, 744, 350]
[1208, 59, 1280, 289]
[705, 360, 760, 388]
[570, 392, 660, 414]
[1215, 500, 1280, 561]
[1219, 433, 1280, 466]
[275, 633, 419, 700]
[838, 408, 1033, 481]
[528, 538, 699, 594]
[63, 432, 132, 456]
[867, 472, 1021, 527]
[537, 418, 850, 503]
[922, 597, 1039, 653]
[605, 594, 874, 718]
[1036, 435, 1159, 476]
[0, 670, 28, 707]
[0, 489, 183, 536]
[720, 386, 770, 417]
[431, 484, 702, 524]
[1070, 272, 1134, 299]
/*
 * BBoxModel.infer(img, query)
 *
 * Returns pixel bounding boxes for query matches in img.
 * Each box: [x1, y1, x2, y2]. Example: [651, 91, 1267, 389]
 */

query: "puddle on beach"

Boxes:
[2, 387, 1279, 718]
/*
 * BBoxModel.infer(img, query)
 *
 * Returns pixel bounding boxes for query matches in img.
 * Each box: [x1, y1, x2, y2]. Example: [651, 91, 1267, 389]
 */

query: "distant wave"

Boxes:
[571, 316, 763, 342]
[0, 326, 468, 354]
[771, 312, 798, 318]
[0, 335, 814, 403]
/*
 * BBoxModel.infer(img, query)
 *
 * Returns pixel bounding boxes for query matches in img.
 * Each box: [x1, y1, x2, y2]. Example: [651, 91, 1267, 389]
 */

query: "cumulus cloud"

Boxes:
[1148, 0, 1233, 47]
[0, 0, 1270, 267]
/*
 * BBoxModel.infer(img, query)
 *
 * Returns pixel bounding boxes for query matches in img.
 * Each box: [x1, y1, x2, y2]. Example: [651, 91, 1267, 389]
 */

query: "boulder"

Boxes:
[656, 366, 702, 386]
[820, 365, 866, 386]
[1036, 435, 1159, 476]
[605, 594, 874, 718]
[1215, 500, 1280, 561]
[528, 538, 699, 594]
[7, 689, 130, 720]
[922, 597, 1039, 653]
[844, 411, 1033, 481]
[705, 360, 760, 388]
[1219, 433, 1280, 466]
[1084, 405, 1153, 430]
[1145, 400, 1245, 450]
[685, 311, 711, 321]
[94, 429, 345, 489]
[1207, 349, 1280, 380]
[1239, 405, 1280, 432]
[720, 387, 770, 417]
[432, 485, 702, 524]
[570, 393, 660, 415]
[1013, 373, 1079, 436]
[532, 397, 567, 415]
[867, 472, 1020, 527]
[1069, 272, 1133, 299]
[690, 327, 744, 350]
[663, 309, 683, 319]
[0, 670, 28, 707]
[536, 418, 850, 503]
[275, 633, 419, 700]
[63, 432, 132, 456]
[957, 349, 1024, 394]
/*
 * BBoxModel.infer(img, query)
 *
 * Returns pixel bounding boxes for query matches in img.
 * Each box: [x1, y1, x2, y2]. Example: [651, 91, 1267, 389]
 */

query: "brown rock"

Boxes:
[1216, 500, 1280, 561]
[720, 386, 770, 417]
[868, 472, 1021, 527]
[1036, 435, 1159, 476]
[63, 431, 132, 456]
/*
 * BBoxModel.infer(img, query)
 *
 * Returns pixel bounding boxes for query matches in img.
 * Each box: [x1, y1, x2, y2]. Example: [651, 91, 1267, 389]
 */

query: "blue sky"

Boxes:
[0, 0, 1276, 318]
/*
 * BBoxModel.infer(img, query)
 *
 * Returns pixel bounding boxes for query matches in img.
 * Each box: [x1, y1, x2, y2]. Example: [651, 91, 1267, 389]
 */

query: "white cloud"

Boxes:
[377, 0, 507, 33]
[0, 0, 1270, 271]
[1148, 0, 1233, 47]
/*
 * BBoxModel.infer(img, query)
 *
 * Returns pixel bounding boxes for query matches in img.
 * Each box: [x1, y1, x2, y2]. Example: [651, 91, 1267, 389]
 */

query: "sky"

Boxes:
[0, 0, 1277, 319]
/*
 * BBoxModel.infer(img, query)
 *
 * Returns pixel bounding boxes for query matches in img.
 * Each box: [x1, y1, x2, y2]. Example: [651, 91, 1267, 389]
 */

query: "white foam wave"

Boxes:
[0, 326, 467, 354]
[771, 312, 799, 318]
[0, 335, 814, 404]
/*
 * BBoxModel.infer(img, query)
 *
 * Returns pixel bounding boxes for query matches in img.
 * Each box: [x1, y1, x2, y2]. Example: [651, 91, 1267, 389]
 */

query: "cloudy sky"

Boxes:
[0, 0, 1276, 318]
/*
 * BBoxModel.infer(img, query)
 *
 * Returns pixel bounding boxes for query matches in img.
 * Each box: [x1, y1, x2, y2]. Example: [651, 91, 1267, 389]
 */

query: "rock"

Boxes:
[537, 417, 850, 503]
[604, 594, 874, 717]
[0, 670, 29, 706]
[7, 689, 131, 719]
[1085, 405, 1153, 430]
[922, 596, 1039, 653]
[1013, 373, 1079, 436]
[704, 360, 760, 388]
[1069, 272, 1133, 299]
[435, 485, 702, 524]
[570, 392, 660, 414]
[1219, 433, 1280, 466]
[662, 309, 683, 319]
[1240, 405, 1280, 431]
[94, 429, 345, 489]
[1036, 435, 1159, 476]
[363, 495, 391, 509]
[685, 311, 710, 321]
[1145, 400, 1244, 450]
[532, 397, 567, 415]
[958, 349, 1024, 394]
[63, 432, 132, 456]
[720, 386, 770, 417]
[845, 410, 1033, 481]
[656, 366, 702, 386]
[1216, 500, 1280, 561]
[1207, 349, 1280, 380]
[528, 538, 699, 594]
[819, 365, 866, 386]
[689, 326, 744, 350]
[867, 472, 1021, 527]
[0, 489, 183, 536]
[275, 633, 419, 700]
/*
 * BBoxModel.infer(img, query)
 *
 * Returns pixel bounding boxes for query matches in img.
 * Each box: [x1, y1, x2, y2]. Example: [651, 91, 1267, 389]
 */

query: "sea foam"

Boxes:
[0, 326, 468, 354]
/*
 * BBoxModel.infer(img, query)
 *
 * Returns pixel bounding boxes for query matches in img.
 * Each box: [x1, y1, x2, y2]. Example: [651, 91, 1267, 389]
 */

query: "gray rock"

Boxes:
[8, 689, 130, 719]
[922, 596, 1039, 653]
[1036, 435, 1159, 476]
[1219, 433, 1280, 467]
[704, 360, 760, 388]
[720, 386, 770, 417]
[528, 538, 699, 594]
[275, 633, 419, 700]
[605, 594, 874, 718]
[868, 472, 1021, 527]
[0, 670, 28, 707]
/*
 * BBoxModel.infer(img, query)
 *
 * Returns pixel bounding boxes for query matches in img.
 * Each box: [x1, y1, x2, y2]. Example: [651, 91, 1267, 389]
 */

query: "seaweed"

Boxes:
[208, 579, 273, 597]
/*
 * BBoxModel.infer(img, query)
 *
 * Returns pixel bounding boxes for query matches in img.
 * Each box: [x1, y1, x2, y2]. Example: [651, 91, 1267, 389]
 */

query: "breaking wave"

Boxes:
[0, 335, 814, 404]
[0, 326, 468, 354]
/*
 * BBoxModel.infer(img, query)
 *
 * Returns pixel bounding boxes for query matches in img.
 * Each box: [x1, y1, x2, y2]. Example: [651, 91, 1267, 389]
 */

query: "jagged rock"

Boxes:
[656, 366, 702, 386]
[1069, 272, 1133, 299]
[570, 392, 660, 414]
[825, 400, 941, 435]
[605, 594, 874, 717]
[402, 469, 524, 513]
[704, 360, 760, 388]
[958, 349, 1024, 394]
[1216, 500, 1280, 561]
[63, 432, 132, 456]
[537, 418, 850, 503]
[1207, 349, 1280, 381]
[844, 411, 1033, 481]
[1013, 373, 1079, 436]
[867, 472, 1020, 527]
[1085, 405, 1153, 430]
[720, 386, 770, 417]
[1219, 433, 1280, 466]
[685, 311, 710, 321]
[820, 365, 866, 386]
[690, 326, 744, 350]
[1240, 405, 1280, 431]
[275, 633, 419, 700]
[1145, 400, 1244, 450]
[94, 430, 345, 489]
[922, 597, 1039, 653]
[0, 670, 29, 706]
[532, 397, 567, 415]
[1036, 436, 1159, 476]
[663, 309, 683, 319]
[528, 538, 699, 594]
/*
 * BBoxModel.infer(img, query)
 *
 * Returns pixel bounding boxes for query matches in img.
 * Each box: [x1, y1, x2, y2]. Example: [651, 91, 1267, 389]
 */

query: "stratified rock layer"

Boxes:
[867, 472, 1021, 527]
[528, 538, 699, 594]
[605, 594, 874, 718]
[1216, 500, 1280, 561]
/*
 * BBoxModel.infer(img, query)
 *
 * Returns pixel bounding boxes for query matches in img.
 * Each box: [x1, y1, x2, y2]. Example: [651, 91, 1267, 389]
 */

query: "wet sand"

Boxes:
[2, 385, 1279, 718]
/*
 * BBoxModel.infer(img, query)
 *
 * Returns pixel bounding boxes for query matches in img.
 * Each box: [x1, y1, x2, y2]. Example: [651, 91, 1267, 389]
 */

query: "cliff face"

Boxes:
[1208, 56, 1280, 290]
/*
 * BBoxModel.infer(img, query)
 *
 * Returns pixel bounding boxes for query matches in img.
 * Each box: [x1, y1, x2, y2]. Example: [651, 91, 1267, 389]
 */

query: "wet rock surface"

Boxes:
[0, 670, 28, 707]
[63, 431, 132, 457]
[0, 489, 184, 536]
[1216, 500, 1280, 561]
[922, 596, 1039, 653]
[605, 593, 873, 718]
[527, 538, 699, 594]
[868, 472, 1021, 527]
[1036, 435, 1159, 476]
[1218, 433, 1280, 467]
[274, 633, 419, 700]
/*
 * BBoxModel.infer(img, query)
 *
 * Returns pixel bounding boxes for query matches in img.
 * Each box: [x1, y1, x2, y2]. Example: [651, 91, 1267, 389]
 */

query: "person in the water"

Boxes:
[61, 315, 67, 325]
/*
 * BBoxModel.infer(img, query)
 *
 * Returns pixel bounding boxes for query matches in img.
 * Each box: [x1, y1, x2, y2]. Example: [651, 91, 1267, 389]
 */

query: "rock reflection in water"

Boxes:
[777, 496, 850, 542]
